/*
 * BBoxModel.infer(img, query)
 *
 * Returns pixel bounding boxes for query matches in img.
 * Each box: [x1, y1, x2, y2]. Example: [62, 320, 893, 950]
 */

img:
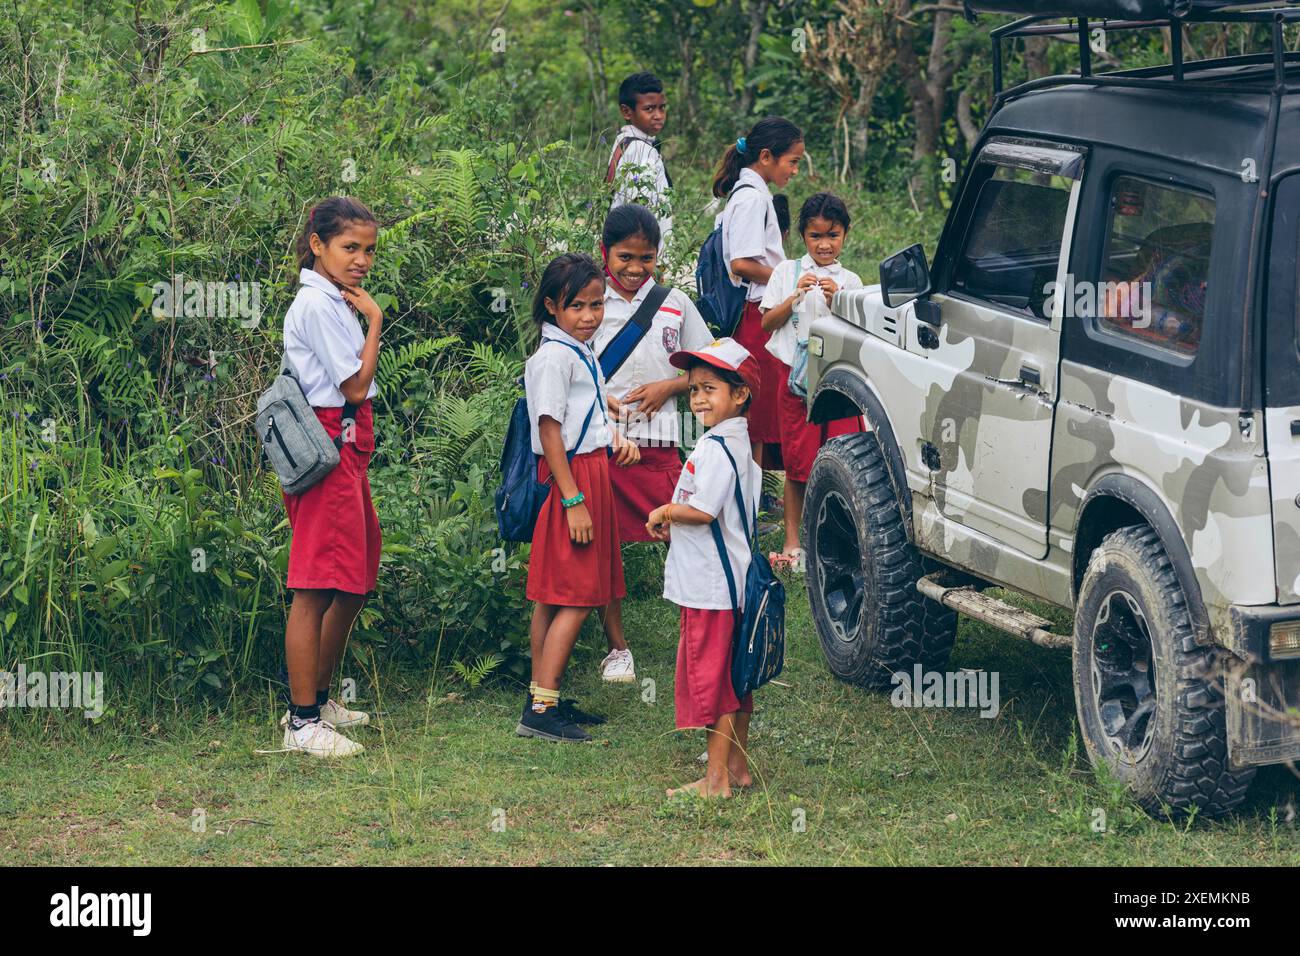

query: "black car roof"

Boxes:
[989, 62, 1300, 176]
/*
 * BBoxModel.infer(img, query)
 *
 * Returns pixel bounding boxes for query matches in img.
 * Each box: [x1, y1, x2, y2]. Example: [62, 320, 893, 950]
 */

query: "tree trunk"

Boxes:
[895, 6, 958, 204]
[736, 0, 772, 116]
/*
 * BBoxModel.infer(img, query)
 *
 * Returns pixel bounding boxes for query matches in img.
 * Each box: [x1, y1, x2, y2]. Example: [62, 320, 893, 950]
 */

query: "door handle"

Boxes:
[1019, 365, 1041, 386]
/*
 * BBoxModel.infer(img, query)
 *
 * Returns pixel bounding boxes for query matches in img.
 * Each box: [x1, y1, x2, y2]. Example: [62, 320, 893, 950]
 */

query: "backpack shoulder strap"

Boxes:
[605, 136, 635, 184]
[549, 339, 604, 459]
[709, 435, 756, 546]
[596, 282, 671, 381]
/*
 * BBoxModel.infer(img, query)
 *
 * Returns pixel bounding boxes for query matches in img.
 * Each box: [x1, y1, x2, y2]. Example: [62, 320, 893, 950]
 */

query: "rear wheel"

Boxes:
[1073, 525, 1255, 817]
[804, 432, 956, 689]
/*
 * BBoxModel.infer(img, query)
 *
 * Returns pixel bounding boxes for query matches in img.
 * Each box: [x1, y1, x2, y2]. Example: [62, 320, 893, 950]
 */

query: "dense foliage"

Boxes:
[1, 0, 1283, 712]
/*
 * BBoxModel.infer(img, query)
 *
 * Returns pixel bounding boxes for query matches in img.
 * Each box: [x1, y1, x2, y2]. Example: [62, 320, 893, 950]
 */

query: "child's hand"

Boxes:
[612, 431, 641, 467]
[340, 285, 383, 325]
[646, 504, 673, 541]
[818, 277, 839, 305]
[607, 393, 626, 420]
[796, 272, 820, 295]
[566, 502, 593, 545]
[623, 379, 677, 418]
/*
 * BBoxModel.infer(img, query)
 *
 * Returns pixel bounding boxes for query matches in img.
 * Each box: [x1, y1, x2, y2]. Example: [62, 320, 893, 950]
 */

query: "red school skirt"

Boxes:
[675, 607, 753, 730]
[608, 445, 682, 543]
[776, 362, 864, 483]
[283, 401, 381, 595]
[731, 301, 783, 447]
[526, 449, 626, 607]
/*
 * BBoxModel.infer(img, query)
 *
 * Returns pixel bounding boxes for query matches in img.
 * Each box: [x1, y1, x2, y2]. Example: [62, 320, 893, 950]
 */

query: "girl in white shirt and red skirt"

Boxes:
[519, 253, 641, 743]
[711, 116, 804, 468]
[279, 196, 384, 759]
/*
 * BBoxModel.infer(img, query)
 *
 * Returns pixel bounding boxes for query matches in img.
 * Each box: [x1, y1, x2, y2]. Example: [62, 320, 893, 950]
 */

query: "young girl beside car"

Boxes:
[759, 192, 865, 570]
[278, 196, 384, 758]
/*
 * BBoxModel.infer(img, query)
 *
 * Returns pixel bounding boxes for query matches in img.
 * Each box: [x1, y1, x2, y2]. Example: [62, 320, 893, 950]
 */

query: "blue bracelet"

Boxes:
[561, 492, 585, 509]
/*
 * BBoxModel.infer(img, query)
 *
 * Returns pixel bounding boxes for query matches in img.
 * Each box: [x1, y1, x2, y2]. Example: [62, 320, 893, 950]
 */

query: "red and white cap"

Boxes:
[669, 336, 762, 398]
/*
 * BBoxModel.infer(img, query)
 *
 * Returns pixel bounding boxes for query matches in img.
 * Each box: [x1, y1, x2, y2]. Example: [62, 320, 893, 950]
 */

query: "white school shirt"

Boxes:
[760, 255, 863, 366]
[608, 125, 673, 248]
[524, 323, 613, 456]
[592, 282, 712, 447]
[716, 167, 785, 303]
[663, 416, 763, 611]
[282, 269, 379, 407]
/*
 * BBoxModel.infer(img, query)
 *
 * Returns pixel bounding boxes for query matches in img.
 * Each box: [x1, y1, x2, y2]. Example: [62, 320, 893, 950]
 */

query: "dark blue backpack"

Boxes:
[494, 342, 601, 543]
[707, 435, 786, 697]
[695, 182, 762, 337]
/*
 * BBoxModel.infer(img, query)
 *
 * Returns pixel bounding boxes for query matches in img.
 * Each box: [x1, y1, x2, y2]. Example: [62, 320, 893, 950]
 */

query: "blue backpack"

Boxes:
[695, 182, 763, 337]
[707, 436, 786, 697]
[494, 341, 602, 543]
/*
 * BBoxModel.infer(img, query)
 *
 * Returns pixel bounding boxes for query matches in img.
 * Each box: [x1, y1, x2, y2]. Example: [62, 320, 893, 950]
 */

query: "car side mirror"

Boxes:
[880, 243, 932, 310]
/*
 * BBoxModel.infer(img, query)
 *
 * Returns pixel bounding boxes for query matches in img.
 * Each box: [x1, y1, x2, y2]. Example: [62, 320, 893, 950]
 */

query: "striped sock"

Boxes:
[531, 686, 560, 714]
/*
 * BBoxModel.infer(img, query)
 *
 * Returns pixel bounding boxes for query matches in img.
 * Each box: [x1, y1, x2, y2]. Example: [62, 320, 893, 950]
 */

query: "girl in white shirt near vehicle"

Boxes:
[646, 338, 764, 799]
[279, 196, 384, 759]
[712, 116, 804, 467]
[592, 204, 712, 684]
[519, 253, 641, 743]
[759, 192, 865, 569]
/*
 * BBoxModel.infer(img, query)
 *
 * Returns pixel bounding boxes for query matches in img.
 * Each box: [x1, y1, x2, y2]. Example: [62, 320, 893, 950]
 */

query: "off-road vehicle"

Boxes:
[803, 0, 1300, 816]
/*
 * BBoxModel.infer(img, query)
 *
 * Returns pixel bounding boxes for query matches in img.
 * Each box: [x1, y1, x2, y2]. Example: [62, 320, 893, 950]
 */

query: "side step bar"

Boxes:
[917, 574, 1072, 650]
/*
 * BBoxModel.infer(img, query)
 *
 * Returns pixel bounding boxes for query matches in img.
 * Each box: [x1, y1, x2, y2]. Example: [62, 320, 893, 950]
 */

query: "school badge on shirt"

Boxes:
[662, 327, 679, 353]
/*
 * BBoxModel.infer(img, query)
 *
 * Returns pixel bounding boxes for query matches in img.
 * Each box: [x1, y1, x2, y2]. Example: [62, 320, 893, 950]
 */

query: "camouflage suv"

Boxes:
[802, 5, 1300, 816]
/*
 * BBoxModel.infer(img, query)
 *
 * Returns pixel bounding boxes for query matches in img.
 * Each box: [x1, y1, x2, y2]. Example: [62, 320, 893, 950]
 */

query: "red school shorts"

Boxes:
[776, 362, 864, 483]
[731, 301, 783, 447]
[526, 449, 626, 607]
[608, 444, 682, 543]
[283, 401, 381, 595]
[675, 606, 753, 730]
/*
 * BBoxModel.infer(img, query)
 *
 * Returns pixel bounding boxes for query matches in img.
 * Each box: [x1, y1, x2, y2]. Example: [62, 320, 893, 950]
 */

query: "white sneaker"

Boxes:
[279, 700, 370, 730]
[600, 648, 636, 683]
[282, 718, 364, 758]
[320, 698, 369, 728]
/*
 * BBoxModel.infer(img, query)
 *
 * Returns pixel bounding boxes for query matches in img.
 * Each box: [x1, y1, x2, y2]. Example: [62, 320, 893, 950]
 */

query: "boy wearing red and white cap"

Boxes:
[646, 337, 764, 798]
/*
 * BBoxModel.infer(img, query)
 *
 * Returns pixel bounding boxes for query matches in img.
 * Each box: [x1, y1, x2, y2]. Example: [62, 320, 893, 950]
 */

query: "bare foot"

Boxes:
[728, 765, 753, 788]
[666, 776, 732, 799]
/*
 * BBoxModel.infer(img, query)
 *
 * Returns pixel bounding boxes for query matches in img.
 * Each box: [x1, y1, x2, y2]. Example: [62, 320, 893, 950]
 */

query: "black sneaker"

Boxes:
[558, 698, 606, 725]
[516, 705, 591, 743]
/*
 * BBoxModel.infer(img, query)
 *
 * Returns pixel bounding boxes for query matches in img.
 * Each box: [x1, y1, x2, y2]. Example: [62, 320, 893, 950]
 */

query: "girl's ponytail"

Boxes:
[711, 116, 805, 199]
[711, 144, 746, 199]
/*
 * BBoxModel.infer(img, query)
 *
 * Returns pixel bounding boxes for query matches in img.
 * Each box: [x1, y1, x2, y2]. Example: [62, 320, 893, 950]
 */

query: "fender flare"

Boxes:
[809, 366, 913, 540]
[1076, 473, 1211, 642]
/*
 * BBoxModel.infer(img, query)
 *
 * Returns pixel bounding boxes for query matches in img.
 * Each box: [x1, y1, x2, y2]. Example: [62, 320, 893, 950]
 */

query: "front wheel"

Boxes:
[804, 432, 956, 690]
[1072, 524, 1255, 818]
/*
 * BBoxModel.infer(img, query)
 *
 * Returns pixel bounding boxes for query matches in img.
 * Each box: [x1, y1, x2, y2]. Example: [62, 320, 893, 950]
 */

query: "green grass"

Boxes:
[3, 572, 1299, 865]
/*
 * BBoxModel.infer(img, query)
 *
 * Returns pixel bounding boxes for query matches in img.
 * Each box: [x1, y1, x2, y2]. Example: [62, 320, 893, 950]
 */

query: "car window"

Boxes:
[951, 165, 1072, 320]
[1097, 176, 1213, 357]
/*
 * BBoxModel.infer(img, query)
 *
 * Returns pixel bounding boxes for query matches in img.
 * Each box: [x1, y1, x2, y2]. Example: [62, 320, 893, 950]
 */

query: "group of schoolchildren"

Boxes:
[274, 72, 864, 798]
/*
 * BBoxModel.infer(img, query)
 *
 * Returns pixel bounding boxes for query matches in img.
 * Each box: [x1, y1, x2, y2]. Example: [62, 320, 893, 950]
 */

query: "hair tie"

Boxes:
[736, 137, 748, 155]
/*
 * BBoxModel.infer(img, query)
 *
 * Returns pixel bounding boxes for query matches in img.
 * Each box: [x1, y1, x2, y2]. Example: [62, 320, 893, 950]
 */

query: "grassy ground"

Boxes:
[4, 559, 1300, 866]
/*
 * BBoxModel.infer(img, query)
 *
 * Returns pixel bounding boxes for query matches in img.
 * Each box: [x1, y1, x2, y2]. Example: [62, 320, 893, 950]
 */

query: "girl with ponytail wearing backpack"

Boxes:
[711, 117, 804, 468]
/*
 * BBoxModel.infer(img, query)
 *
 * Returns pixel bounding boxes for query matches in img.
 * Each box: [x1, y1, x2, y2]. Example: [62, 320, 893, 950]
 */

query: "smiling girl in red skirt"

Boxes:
[711, 116, 804, 468]
[760, 192, 865, 570]
[518, 253, 642, 743]
[591, 204, 713, 685]
[278, 196, 383, 759]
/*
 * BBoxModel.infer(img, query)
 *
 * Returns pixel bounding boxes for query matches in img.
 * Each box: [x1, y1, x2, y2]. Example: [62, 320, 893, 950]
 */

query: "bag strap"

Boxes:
[279, 353, 359, 451]
[790, 257, 805, 341]
[705, 434, 757, 615]
[549, 340, 604, 461]
[596, 282, 671, 382]
[604, 136, 634, 184]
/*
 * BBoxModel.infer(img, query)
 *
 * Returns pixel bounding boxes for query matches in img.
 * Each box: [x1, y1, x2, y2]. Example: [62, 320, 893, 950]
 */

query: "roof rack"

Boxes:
[988, 5, 1300, 103]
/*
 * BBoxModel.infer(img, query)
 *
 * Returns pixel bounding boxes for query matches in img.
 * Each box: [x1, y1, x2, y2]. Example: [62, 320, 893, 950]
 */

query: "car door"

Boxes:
[912, 138, 1085, 559]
